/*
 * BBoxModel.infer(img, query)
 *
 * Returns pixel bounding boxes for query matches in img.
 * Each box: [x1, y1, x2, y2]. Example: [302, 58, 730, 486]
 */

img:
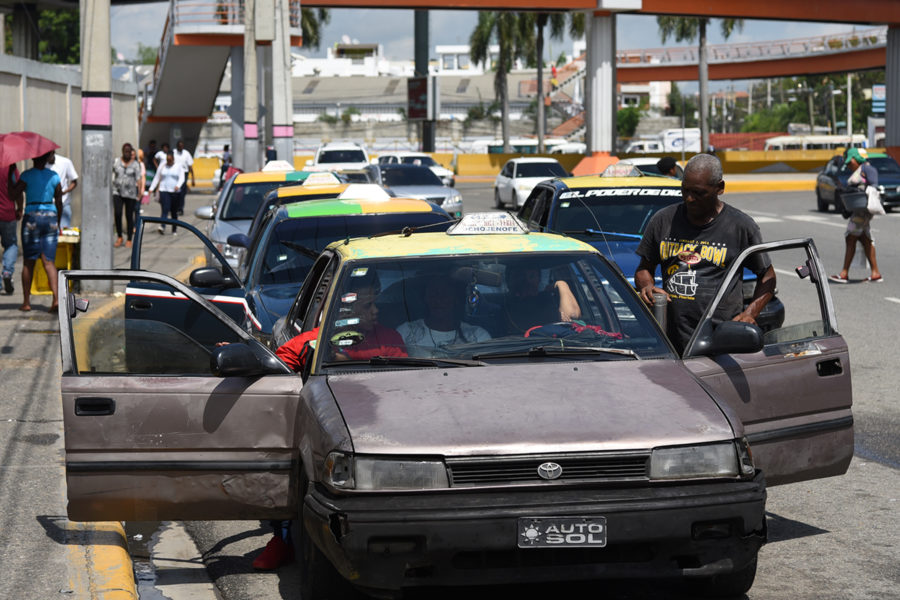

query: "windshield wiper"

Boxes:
[473, 346, 637, 361]
[321, 355, 486, 368]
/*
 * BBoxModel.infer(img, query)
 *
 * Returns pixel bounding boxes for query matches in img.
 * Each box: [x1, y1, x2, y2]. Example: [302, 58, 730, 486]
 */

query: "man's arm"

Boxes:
[11, 177, 25, 218]
[54, 184, 63, 226]
[65, 162, 78, 195]
[552, 280, 581, 321]
[635, 257, 667, 306]
[733, 265, 776, 324]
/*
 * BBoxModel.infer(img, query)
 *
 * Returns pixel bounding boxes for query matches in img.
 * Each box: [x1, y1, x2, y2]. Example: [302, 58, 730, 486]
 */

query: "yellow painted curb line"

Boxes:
[726, 180, 816, 193]
[66, 520, 137, 599]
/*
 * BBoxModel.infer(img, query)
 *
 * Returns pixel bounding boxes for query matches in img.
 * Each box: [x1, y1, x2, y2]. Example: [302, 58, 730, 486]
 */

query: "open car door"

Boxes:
[59, 270, 301, 521]
[683, 239, 853, 486]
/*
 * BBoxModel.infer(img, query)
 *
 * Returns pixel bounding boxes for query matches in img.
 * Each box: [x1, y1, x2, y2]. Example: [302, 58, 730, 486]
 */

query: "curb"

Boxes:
[66, 520, 137, 599]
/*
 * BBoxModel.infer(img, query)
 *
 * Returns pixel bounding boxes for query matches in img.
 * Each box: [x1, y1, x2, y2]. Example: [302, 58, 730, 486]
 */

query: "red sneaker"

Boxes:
[252, 536, 294, 570]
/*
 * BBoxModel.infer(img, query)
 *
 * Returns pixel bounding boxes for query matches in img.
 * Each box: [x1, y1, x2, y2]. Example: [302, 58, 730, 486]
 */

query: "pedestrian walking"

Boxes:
[47, 151, 78, 229]
[829, 147, 883, 284]
[111, 143, 142, 248]
[173, 140, 195, 216]
[219, 144, 231, 191]
[136, 149, 148, 231]
[10, 151, 63, 312]
[154, 142, 170, 171]
[144, 140, 158, 189]
[1, 163, 20, 295]
[147, 151, 184, 235]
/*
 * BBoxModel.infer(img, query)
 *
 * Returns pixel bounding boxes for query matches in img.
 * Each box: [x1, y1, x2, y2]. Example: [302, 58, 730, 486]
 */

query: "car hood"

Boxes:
[210, 218, 252, 244]
[387, 185, 454, 199]
[327, 361, 734, 456]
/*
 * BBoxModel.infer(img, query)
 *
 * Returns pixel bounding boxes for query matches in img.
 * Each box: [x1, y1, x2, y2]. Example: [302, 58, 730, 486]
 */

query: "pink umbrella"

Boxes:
[0, 131, 59, 166]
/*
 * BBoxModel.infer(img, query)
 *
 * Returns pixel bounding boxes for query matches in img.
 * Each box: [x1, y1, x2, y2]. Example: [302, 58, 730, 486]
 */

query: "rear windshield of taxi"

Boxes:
[221, 181, 301, 220]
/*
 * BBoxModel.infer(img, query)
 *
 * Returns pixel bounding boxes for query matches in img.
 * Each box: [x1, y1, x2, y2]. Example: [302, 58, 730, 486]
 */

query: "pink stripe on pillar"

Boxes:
[273, 125, 294, 138]
[81, 97, 112, 126]
[244, 123, 258, 138]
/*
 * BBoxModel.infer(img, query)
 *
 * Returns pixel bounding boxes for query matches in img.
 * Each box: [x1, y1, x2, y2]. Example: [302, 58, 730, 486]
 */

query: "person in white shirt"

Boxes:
[397, 276, 490, 357]
[47, 151, 78, 229]
[153, 142, 170, 171]
[148, 151, 185, 235]
[173, 140, 195, 216]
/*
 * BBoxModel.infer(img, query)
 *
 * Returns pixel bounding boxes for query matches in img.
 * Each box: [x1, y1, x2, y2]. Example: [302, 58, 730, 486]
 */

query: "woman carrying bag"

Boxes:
[829, 147, 884, 283]
[111, 143, 142, 248]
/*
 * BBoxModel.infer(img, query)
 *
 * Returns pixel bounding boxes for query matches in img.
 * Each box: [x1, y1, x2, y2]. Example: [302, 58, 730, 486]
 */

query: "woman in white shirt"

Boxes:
[148, 151, 185, 235]
[398, 276, 490, 357]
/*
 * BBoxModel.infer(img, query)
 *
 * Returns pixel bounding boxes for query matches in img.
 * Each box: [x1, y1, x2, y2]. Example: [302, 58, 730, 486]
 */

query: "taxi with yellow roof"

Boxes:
[63, 212, 852, 597]
[62, 212, 851, 598]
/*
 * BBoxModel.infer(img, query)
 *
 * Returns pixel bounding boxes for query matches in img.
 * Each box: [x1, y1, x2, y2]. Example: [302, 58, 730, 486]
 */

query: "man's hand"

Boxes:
[731, 311, 758, 325]
[638, 283, 669, 307]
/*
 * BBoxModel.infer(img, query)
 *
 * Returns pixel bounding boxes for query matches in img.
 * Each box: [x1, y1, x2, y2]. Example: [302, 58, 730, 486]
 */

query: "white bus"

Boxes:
[763, 134, 868, 151]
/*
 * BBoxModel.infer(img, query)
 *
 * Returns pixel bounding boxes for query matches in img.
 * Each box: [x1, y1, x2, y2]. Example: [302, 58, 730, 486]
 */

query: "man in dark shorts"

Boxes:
[635, 153, 775, 352]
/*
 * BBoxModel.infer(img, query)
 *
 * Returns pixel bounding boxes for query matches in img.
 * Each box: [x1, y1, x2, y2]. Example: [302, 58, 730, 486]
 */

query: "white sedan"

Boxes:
[494, 157, 567, 208]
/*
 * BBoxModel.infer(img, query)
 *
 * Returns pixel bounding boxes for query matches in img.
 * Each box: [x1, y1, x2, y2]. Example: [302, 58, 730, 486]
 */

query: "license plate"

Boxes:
[517, 517, 607, 548]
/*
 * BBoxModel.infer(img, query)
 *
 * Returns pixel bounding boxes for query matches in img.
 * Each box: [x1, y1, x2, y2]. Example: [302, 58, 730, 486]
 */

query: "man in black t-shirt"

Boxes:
[635, 154, 776, 352]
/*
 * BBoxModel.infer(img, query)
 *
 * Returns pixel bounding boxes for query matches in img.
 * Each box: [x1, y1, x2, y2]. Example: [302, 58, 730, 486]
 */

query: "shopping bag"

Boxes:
[866, 186, 886, 215]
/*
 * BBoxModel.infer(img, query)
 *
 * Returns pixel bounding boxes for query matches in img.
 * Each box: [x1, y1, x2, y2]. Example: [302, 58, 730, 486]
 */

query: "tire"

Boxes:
[816, 189, 829, 212]
[299, 478, 359, 600]
[494, 189, 504, 209]
[683, 558, 757, 599]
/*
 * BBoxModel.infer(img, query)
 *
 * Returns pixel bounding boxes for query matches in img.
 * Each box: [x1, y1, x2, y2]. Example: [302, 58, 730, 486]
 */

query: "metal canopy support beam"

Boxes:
[230, 46, 245, 170]
[585, 13, 616, 155]
[271, 0, 294, 162]
[79, 0, 113, 291]
[242, 0, 260, 172]
[415, 10, 435, 153]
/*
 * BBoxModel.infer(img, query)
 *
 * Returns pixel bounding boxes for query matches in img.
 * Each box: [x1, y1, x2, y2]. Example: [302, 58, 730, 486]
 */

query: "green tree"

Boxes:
[470, 12, 533, 152]
[136, 43, 158, 65]
[667, 82, 697, 128]
[617, 106, 643, 138]
[657, 17, 743, 152]
[38, 9, 80, 64]
[300, 8, 331, 50]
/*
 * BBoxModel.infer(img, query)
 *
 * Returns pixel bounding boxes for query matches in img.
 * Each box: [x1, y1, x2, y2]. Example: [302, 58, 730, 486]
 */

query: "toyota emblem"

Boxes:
[537, 462, 563, 480]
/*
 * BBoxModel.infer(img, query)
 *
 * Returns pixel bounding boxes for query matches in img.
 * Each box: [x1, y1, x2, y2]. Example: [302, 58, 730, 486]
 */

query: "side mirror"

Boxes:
[194, 205, 215, 220]
[210, 343, 268, 377]
[227, 233, 251, 248]
[190, 266, 228, 288]
[693, 321, 764, 356]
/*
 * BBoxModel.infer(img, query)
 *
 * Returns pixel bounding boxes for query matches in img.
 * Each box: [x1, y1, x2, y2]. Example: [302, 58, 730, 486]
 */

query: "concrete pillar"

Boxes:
[584, 13, 616, 155]
[885, 26, 900, 161]
[11, 5, 39, 59]
[79, 0, 113, 290]
[0, 10, 6, 56]
[242, 0, 260, 172]
[271, 0, 294, 163]
[414, 10, 435, 153]
[230, 48, 245, 170]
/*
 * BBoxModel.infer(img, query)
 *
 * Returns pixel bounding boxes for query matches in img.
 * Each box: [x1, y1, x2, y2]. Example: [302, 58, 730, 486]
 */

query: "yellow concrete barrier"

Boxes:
[456, 153, 583, 176]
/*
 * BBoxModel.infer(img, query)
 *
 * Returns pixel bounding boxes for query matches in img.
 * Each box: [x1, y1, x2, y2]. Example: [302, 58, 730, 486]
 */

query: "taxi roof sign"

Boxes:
[304, 171, 343, 185]
[447, 212, 528, 235]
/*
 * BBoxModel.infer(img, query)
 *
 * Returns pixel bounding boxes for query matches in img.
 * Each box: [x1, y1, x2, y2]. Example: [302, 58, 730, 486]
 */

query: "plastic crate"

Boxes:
[31, 239, 76, 295]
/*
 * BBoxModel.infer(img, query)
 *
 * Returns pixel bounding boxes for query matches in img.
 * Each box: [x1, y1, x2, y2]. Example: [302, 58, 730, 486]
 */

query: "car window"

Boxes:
[553, 188, 682, 235]
[318, 150, 366, 164]
[519, 189, 543, 223]
[284, 254, 334, 338]
[221, 181, 288, 220]
[515, 162, 567, 178]
[70, 279, 244, 375]
[400, 156, 437, 167]
[870, 157, 900, 176]
[382, 167, 442, 187]
[315, 252, 672, 369]
[302, 258, 339, 333]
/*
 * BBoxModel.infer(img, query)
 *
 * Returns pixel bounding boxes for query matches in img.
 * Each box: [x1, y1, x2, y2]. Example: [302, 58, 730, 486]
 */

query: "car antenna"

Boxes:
[573, 196, 616, 260]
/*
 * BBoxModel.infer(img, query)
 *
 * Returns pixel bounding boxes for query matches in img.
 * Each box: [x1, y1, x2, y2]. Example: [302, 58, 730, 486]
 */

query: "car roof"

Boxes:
[508, 157, 562, 164]
[329, 231, 596, 261]
[556, 175, 682, 189]
[318, 142, 365, 150]
[279, 197, 445, 219]
[233, 170, 309, 184]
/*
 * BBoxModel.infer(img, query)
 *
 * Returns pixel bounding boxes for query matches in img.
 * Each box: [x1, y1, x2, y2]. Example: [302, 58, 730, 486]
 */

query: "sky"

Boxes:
[110, 5, 870, 84]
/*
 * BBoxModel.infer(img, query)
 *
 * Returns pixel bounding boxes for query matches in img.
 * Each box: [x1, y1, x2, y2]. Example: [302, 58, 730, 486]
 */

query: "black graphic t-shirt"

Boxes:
[636, 203, 770, 351]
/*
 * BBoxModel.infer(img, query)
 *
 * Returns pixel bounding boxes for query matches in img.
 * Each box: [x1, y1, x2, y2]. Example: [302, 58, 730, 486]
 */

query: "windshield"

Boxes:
[516, 162, 567, 178]
[318, 150, 367, 164]
[256, 213, 451, 286]
[316, 252, 672, 370]
[870, 157, 900, 176]
[400, 156, 438, 167]
[382, 167, 443, 187]
[553, 188, 682, 235]
[221, 181, 293, 220]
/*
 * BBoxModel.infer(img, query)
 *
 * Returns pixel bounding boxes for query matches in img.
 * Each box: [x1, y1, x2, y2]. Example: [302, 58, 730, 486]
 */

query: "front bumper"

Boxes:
[303, 473, 767, 591]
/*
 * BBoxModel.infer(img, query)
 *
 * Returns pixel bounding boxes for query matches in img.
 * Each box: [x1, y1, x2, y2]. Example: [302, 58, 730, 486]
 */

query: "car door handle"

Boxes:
[129, 299, 152, 311]
[74, 397, 116, 416]
[815, 358, 843, 377]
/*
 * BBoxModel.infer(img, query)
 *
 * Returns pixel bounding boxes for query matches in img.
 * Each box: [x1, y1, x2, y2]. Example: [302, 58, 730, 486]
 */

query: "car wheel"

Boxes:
[299, 478, 359, 600]
[494, 189, 504, 209]
[816, 189, 829, 212]
[682, 558, 757, 598]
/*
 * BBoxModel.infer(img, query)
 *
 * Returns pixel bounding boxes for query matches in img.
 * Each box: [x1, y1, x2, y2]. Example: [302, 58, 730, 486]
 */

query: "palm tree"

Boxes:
[531, 12, 584, 152]
[300, 8, 331, 50]
[470, 12, 533, 152]
[657, 17, 742, 153]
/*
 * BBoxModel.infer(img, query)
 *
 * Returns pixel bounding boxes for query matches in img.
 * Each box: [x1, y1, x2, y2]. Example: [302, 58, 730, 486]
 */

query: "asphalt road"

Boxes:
[2, 184, 898, 599]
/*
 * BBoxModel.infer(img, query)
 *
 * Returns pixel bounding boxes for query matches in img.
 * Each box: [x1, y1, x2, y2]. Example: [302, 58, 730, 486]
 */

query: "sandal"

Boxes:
[866, 275, 884, 283]
[828, 274, 849, 284]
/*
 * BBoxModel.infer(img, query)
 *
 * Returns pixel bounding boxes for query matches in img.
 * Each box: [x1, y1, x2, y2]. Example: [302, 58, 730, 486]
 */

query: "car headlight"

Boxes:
[324, 452, 449, 491]
[649, 441, 745, 480]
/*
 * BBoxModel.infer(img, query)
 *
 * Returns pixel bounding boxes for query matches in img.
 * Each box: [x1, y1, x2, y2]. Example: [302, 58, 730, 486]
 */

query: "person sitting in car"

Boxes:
[503, 265, 581, 334]
[397, 275, 491, 356]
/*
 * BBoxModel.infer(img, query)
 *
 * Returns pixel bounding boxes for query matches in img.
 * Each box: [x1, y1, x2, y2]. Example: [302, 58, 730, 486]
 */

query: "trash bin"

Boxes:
[31, 231, 79, 295]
